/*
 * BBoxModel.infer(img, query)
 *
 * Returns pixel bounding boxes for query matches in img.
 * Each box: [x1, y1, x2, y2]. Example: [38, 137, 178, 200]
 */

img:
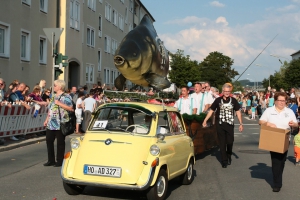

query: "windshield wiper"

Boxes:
[92, 127, 111, 133]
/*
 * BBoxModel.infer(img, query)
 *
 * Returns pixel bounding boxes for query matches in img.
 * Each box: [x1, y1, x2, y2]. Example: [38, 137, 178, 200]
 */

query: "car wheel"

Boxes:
[63, 181, 85, 195]
[180, 160, 194, 185]
[146, 169, 168, 200]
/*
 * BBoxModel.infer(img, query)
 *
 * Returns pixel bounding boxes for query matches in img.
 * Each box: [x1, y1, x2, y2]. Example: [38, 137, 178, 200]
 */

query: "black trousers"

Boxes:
[216, 123, 234, 164]
[46, 129, 66, 164]
[270, 151, 288, 188]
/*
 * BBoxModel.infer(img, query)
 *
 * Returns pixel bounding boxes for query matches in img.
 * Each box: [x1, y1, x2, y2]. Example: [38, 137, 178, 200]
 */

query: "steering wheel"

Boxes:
[125, 124, 148, 133]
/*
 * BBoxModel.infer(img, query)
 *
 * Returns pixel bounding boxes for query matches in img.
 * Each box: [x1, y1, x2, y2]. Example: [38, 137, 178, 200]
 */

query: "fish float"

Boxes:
[114, 14, 171, 91]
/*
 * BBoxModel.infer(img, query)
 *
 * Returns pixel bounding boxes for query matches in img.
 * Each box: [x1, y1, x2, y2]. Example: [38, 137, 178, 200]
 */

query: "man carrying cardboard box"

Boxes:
[259, 92, 298, 193]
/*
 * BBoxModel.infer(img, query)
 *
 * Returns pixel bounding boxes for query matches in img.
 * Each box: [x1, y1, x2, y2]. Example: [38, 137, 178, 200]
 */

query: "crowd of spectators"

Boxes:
[0, 78, 157, 144]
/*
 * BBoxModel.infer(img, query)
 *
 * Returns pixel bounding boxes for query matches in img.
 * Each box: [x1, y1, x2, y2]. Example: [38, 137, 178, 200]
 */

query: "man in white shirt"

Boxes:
[191, 82, 208, 114]
[82, 91, 97, 132]
[174, 86, 197, 115]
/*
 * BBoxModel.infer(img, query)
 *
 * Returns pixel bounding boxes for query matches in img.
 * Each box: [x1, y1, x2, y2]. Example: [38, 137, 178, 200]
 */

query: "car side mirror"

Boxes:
[156, 133, 165, 143]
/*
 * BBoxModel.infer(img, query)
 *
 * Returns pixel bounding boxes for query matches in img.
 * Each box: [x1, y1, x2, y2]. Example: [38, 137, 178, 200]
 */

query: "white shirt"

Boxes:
[204, 91, 214, 104]
[83, 97, 96, 112]
[174, 96, 197, 115]
[290, 93, 295, 98]
[75, 98, 83, 114]
[191, 92, 208, 114]
[260, 106, 297, 130]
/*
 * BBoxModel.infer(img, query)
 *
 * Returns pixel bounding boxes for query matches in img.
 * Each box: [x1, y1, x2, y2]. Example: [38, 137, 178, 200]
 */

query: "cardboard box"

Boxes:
[258, 125, 290, 153]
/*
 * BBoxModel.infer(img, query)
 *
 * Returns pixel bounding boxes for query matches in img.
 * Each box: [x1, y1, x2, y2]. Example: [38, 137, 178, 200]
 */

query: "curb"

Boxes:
[0, 137, 47, 153]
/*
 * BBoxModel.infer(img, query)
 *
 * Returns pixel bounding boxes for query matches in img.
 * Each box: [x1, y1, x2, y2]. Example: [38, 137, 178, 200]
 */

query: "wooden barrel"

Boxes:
[185, 114, 218, 155]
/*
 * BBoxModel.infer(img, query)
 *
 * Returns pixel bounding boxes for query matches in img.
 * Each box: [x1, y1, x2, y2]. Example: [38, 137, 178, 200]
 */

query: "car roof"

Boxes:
[98, 102, 178, 114]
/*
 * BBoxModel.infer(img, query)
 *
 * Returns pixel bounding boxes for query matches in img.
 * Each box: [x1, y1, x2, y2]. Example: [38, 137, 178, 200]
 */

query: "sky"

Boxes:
[140, 0, 300, 83]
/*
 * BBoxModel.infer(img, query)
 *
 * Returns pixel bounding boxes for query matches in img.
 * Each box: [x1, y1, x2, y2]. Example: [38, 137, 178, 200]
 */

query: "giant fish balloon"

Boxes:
[114, 14, 171, 91]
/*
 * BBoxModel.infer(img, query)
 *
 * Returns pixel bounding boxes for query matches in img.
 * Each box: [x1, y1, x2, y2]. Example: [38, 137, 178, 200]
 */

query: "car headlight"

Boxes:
[71, 138, 80, 149]
[150, 145, 160, 156]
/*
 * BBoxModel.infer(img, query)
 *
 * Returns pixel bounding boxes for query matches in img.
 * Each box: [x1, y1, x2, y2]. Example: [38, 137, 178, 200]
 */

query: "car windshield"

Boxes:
[89, 106, 152, 135]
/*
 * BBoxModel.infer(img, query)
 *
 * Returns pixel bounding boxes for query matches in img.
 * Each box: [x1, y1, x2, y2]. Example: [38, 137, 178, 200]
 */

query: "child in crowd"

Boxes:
[251, 103, 256, 120]
[293, 132, 300, 166]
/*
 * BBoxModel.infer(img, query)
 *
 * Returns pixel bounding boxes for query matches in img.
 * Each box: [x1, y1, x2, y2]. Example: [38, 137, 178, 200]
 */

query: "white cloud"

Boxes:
[276, 5, 296, 12]
[160, 12, 300, 81]
[215, 16, 229, 26]
[210, 1, 225, 7]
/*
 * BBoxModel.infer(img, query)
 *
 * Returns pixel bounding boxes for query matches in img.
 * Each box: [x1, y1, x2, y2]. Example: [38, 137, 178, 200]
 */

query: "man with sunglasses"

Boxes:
[259, 92, 298, 192]
[202, 83, 243, 168]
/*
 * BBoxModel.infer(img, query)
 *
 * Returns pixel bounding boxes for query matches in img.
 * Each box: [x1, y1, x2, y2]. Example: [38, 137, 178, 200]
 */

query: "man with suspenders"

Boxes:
[174, 86, 197, 115]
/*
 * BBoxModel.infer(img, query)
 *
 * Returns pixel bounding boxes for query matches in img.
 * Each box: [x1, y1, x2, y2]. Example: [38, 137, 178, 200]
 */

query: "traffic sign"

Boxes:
[43, 28, 64, 46]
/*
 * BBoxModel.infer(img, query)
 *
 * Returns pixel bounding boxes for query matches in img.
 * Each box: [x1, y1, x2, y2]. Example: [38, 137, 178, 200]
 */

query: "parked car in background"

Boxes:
[61, 102, 195, 200]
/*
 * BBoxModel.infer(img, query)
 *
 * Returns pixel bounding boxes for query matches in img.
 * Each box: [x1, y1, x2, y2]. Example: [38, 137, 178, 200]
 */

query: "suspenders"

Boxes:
[179, 96, 193, 114]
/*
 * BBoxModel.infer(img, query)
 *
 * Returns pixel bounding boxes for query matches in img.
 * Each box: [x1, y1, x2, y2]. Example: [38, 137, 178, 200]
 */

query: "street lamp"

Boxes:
[270, 54, 290, 64]
[256, 64, 270, 88]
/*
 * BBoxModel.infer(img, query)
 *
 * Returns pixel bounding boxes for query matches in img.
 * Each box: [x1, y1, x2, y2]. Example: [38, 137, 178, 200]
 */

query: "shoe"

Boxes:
[272, 187, 280, 192]
[0, 139, 5, 145]
[43, 161, 55, 166]
[54, 163, 62, 167]
[10, 136, 19, 141]
[228, 155, 232, 165]
[222, 163, 227, 168]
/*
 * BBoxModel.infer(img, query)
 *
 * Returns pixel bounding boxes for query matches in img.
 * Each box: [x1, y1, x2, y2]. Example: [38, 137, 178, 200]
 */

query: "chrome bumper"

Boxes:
[61, 162, 157, 191]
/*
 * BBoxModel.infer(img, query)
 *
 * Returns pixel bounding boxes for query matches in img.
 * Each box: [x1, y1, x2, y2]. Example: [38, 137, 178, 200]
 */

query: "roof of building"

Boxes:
[290, 50, 300, 56]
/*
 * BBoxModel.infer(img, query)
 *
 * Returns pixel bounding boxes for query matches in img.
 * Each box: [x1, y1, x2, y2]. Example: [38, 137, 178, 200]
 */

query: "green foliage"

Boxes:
[284, 58, 300, 88]
[182, 113, 207, 123]
[199, 51, 238, 88]
[169, 49, 202, 87]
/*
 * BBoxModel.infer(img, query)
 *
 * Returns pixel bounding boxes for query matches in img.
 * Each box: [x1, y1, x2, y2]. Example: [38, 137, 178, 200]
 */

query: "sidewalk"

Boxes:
[0, 133, 81, 153]
[0, 135, 47, 153]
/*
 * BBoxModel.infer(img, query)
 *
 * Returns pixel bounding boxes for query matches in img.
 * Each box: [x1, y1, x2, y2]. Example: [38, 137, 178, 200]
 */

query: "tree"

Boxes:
[199, 51, 238, 89]
[284, 58, 300, 89]
[169, 49, 201, 87]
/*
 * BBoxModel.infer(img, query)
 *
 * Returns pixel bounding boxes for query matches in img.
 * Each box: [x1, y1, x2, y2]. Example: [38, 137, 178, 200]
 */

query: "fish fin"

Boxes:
[114, 74, 127, 91]
[140, 14, 156, 32]
[144, 73, 171, 90]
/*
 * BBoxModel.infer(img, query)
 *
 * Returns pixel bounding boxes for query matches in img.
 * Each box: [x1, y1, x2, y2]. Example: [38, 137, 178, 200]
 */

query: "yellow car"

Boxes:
[61, 102, 195, 200]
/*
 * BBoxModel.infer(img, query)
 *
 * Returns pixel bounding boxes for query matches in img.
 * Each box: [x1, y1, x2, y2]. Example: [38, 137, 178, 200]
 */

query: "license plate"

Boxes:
[83, 165, 121, 177]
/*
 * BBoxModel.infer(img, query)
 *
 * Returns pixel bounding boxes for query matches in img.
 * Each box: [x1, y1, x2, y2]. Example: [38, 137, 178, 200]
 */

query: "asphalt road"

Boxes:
[1, 115, 300, 200]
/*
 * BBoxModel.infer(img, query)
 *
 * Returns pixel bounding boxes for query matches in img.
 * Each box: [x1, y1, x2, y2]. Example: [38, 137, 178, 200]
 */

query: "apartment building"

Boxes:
[0, 0, 57, 88]
[0, 0, 154, 90]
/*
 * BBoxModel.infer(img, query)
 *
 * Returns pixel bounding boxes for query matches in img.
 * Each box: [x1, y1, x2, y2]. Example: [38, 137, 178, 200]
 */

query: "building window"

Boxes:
[104, 35, 111, 53]
[120, 0, 124, 3]
[105, 2, 111, 21]
[98, 15, 102, 37]
[111, 38, 118, 55]
[70, 0, 80, 30]
[99, 0, 103, 3]
[118, 14, 124, 31]
[110, 70, 114, 84]
[87, 0, 96, 11]
[129, 0, 133, 13]
[20, 30, 31, 61]
[22, 0, 31, 6]
[0, 22, 10, 58]
[112, 9, 118, 26]
[39, 36, 47, 64]
[128, 23, 133, 32]
[98, 49, 102, 71]
[86, 64, 95, 83]
[40, 0, 48, 13]
[125, 7, 128, 24]
[104, 68, 110, 84]
[87, 26, 95, 47]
